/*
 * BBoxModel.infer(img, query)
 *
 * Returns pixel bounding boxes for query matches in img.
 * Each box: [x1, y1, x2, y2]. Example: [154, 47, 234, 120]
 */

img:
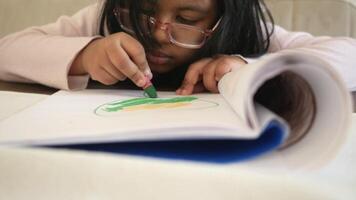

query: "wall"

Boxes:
[0, 0, 355, 37]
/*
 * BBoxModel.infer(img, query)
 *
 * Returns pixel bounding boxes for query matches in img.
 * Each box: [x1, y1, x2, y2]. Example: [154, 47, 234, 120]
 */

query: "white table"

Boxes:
[0, 91, 355, 200]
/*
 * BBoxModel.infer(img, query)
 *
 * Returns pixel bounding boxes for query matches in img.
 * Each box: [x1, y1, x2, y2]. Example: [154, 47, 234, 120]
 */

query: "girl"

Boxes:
[0, 0, 356, 93]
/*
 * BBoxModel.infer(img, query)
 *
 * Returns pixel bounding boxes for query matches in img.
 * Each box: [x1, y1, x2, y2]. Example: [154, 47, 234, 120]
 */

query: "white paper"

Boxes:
[0, 89, 260, 146]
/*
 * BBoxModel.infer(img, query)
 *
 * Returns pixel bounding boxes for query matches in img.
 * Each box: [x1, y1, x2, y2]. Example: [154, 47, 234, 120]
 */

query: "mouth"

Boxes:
[146, 50, 172, 65]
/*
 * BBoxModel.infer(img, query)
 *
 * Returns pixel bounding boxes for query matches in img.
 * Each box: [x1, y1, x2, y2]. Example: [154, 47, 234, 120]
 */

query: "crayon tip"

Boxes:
[144, 84, 158, 98]
[143, 77, 157, 98]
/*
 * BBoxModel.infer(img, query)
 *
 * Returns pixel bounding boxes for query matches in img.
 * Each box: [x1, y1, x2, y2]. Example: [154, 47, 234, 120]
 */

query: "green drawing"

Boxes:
[103, 96, 197, 112]
[94, 96, 218, 116]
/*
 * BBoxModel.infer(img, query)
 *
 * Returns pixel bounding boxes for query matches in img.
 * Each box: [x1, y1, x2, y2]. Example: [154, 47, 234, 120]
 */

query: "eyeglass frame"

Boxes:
[113, 8, 221, 49]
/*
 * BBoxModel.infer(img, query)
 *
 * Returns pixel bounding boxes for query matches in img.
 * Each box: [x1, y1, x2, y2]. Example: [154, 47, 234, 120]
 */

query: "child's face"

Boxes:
[143, 0, 219, 74]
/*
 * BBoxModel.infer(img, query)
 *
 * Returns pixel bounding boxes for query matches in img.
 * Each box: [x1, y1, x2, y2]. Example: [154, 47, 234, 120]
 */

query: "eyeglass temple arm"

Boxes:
[205, 17, 222, 35]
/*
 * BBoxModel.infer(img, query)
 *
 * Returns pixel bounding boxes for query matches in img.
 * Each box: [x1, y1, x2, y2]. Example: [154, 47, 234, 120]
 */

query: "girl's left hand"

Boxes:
[176, 55, 247, 95]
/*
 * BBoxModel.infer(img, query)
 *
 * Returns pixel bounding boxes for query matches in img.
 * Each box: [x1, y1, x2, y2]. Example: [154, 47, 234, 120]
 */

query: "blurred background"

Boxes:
[0, 0, 355, 38]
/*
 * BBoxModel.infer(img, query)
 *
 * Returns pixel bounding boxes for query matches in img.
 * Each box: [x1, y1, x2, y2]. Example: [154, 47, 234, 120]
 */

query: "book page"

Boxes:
[219, 52, 352, 168]
[0, 89, 261, 146]
[218, 58, 283, 130]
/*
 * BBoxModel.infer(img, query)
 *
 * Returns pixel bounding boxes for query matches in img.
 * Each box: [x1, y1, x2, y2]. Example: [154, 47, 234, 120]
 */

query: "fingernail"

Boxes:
[145, 72, 153, 80]
[137, 78, 146, 87]
[144, 68, 153, 79]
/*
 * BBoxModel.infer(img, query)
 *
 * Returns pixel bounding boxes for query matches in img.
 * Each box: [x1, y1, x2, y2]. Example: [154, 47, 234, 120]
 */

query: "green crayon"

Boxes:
[143, 78, 157, 98]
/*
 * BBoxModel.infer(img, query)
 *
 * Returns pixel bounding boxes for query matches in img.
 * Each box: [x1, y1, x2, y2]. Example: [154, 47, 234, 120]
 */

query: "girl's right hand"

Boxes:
[70, 32, 152, 87]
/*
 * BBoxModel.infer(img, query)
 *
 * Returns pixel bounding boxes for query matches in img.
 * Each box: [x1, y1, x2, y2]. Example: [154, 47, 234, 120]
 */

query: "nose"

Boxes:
[151, 18, 170, 45]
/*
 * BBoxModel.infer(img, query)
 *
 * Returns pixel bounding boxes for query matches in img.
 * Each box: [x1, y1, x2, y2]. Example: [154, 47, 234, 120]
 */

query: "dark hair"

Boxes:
[98, 0, 274, 88]
[99, 0, 274, 58]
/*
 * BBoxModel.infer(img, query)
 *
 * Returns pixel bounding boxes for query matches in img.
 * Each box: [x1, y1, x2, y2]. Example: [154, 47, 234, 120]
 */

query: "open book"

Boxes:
[0, 53, 352, 166]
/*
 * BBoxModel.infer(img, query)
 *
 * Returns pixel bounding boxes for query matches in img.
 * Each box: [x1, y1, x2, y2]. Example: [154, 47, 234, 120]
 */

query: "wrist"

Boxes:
[69, 49, 87, 75]
[231, 54, 249, 64]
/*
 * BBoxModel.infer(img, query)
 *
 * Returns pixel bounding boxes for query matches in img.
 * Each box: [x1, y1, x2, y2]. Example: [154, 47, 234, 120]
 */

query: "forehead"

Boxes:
[147, 0, 217, 11]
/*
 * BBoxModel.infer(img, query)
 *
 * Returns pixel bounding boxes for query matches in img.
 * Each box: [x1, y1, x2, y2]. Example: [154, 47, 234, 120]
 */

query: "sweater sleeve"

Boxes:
[0, 3, 103, 90]
[243, 25, 356, 91]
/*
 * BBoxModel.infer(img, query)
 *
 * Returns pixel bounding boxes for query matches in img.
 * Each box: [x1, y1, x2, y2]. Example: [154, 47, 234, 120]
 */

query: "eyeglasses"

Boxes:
[113, 8, 221, 49]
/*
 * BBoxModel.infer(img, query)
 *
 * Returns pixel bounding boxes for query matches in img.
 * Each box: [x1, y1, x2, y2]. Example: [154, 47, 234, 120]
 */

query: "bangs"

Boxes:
[100, 0, 157, 49]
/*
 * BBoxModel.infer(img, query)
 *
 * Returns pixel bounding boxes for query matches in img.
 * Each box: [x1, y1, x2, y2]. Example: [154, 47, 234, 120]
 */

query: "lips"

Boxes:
[147, 50, 171, 65]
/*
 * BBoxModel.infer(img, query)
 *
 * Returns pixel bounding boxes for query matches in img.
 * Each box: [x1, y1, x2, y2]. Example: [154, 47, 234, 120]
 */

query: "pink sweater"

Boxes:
[1, 3, 356, 91]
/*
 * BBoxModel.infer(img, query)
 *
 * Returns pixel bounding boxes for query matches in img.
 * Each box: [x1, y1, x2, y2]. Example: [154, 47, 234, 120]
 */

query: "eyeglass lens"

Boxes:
[117, 9, 206, 46]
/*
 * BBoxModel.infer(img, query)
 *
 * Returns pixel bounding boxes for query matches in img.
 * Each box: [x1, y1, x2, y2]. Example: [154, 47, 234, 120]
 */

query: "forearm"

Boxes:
[0, 3, 102, 90]
[0, 29, 97, 90]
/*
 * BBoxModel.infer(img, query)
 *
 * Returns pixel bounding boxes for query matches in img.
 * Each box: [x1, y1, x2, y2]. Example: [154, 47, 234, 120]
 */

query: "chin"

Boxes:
[149, 63, 176, 74]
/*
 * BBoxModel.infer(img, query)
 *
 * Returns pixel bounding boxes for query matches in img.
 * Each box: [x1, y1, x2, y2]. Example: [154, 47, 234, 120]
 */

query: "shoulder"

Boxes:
[47, 2, 105, 36]
[266, 23, 315, 51]
[72, 2, 104, 24]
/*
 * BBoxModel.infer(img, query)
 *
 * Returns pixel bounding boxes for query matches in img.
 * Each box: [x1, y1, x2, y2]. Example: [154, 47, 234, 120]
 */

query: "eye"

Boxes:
[176, 16, 198, 25]
[141, 8, 155, 16]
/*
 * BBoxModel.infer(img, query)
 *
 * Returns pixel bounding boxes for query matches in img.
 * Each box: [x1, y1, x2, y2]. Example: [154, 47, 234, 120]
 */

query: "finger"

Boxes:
[202, 60, 219, 93]
[105, 40, 146, 87]
[101, 60, 127, 81]
[215, 57, 243, 81]
[177, 75, 203, 95]
[119, 33, 152, 78]
[177, 58, 212, 95]
[91, 67, 119, 85]
[192, 82, 207, 94]
[215, 65, 233, 81]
